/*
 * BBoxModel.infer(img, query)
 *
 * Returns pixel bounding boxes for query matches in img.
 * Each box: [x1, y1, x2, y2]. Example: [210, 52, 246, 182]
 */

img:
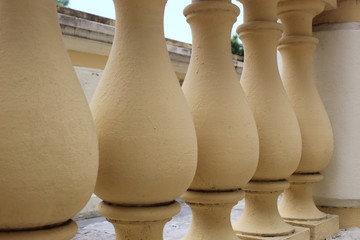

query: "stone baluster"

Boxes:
[277, 1, 339, 239]
[181, 0, 259, 239]
[90, 0, 198, 239]
[0, 0, 98, 239]
[232, 0, 308, 239]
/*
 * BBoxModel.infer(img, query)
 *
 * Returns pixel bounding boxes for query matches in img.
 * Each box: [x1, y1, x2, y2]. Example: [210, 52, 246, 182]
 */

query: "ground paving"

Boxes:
[73, 200, 359, 240]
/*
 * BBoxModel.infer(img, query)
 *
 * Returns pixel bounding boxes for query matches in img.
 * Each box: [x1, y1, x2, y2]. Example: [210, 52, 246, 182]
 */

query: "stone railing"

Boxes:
[2, 0, 356, 240]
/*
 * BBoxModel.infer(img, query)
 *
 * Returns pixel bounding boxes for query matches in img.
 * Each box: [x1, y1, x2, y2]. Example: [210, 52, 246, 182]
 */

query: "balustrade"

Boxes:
[277, 0, 339, 239]
[181, 0, 259, 239]
[90, 0, 197, 239]
[0, 0, 98, 239]
[0, 0, 345, 239]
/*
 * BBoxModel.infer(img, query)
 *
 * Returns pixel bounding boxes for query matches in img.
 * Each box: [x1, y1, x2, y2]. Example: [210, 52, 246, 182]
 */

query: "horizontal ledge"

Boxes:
[313, 22, 360, 32]
[314, 196, 360, 208]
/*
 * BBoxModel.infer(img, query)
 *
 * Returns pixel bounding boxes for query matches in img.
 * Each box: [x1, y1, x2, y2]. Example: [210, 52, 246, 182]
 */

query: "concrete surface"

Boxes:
[72, 200, 359, 240]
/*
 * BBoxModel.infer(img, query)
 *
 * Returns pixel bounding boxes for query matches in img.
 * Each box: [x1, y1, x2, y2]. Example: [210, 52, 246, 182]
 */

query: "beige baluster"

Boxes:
[181, 0, 259, 239]
[90, 0, 198, 239]
[232, 0, 308, 239]
[277, 1, 339, 239]
[0, 0, 98, 239]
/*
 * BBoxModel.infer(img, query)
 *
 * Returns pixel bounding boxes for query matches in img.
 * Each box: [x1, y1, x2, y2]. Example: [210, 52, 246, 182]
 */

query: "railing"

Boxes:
[0, 0, 341, 240]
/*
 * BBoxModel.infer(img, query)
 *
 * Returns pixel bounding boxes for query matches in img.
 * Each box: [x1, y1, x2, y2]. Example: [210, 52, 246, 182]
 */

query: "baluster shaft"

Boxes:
[181, 0, 259, 239]
[233, 0, 305, 238]
[0, 1, 98, 239]
[277, 1, 338, 239]
[90, 0, 198, 239]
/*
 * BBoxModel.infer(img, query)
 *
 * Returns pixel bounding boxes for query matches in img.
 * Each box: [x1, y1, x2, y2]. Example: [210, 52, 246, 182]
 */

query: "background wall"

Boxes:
[313, 21, 360, 228]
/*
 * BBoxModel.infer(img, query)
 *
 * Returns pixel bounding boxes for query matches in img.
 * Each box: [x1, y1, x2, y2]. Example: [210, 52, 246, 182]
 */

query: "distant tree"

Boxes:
[231, 35, 244, 57]
[56, 0, 69, 7]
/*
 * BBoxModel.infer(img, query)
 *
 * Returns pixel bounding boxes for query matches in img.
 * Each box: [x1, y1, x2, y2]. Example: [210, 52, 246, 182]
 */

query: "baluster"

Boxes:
[181, 0, 259, 239]
[0, 0, 98, 239]
[277, 1, 339, 239]
[90, 0, 198, 239]
[232, 0, 308, 239]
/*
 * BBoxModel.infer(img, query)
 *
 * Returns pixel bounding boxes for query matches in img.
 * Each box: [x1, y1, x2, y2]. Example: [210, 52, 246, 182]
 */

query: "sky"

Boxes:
[68, 0, 244, 44]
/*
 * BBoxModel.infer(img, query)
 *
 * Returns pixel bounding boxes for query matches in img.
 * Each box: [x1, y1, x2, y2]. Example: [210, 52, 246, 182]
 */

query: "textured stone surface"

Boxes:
[72, 200, 359, 240]
[285, 214, 339, 240]
[237, 227, 309, 240]
[328, 228, 360, 240]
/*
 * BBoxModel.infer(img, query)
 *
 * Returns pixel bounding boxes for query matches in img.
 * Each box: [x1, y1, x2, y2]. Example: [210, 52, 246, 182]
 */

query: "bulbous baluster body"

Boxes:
[277, 0, 335, 222]
[233, 0, 302, 237]
[181, 0, 259, 239]
[90, 0, 197, 239]
[0, 1, 98, 239]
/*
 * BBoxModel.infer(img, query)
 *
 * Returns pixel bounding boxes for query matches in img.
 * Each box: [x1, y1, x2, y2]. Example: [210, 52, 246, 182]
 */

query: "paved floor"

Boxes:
[73, 200, 359, 240]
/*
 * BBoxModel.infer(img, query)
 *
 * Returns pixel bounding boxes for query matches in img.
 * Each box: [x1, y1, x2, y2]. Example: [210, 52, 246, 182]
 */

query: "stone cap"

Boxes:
[57, 6, 116, 26]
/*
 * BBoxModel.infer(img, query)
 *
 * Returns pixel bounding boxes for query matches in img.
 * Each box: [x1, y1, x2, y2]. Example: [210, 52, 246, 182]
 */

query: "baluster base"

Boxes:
[0, 220, 77, 240]
[233, 180, 309, 239]
[279, 173, 339, 240]
[284, 215, 339, 240]
[236, 226, 309, 240]
[279, 173, 327, 221]
[181, 189, 244, 240]
[97, 201, 180, 240]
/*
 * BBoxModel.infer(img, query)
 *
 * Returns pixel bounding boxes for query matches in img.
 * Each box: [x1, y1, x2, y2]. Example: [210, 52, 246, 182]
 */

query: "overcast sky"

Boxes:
[68, 0, 244, 44]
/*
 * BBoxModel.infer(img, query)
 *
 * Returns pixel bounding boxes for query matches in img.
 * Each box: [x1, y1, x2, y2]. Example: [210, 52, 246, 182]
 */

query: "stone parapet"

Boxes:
[57, 7, 243, 83]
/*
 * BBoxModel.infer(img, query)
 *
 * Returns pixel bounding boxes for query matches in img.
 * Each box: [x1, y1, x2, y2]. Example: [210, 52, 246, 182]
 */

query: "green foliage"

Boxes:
[56, 0, 69, 7]
[231, 35, 244, 57]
